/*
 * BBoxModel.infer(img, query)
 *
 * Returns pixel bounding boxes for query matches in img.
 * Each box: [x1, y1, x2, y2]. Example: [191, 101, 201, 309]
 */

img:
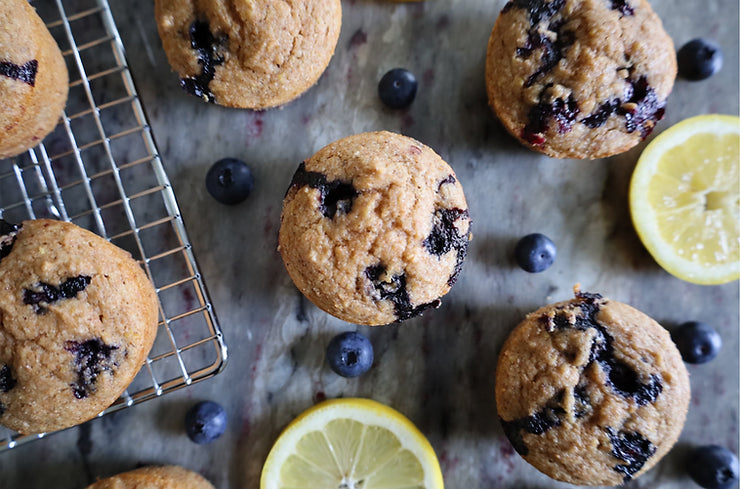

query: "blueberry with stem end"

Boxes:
[185, 401, 228, 444]
[205, 158, 255, 205]
[687, 445, 739, 489]
[514, 233, 557, 273]
[378, 68, 418, 109]
[326, 331, 374, 378]
[678, 39, 723, 81]
[672, 321, 722, 364]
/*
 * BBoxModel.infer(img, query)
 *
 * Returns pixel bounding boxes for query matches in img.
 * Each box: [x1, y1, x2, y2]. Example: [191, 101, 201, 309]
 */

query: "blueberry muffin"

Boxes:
[86, 465, 215, 489]
[0, 219, 159, 434]
[279, 131, 472, 326]
[0, 0, 68, 158]
[485, 0, 676, 159]
[495, 290, 690, 485]
[154, 0, 341, 109]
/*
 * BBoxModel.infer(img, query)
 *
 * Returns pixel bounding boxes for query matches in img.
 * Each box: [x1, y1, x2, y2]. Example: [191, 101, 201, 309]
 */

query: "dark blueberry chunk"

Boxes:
[523, 25, 575, 88]
[0, 402, 5, 416]
[185, 400, 228, 444]
[23, 275, 91, 314]
[607, 428, 656, 481]
[687, 445, 739, 489]
[0, 365, 16, 393]
[179, 20, 226, 103]
[0, 220, 21, 264]
[365, 264, 440, 322]
[64, 338, 120, 399]
[605, 364, 662, 406]
[326, 331, 374, 378]
[423, 208, 470, 285]
[617, 76, 666, 138]
[609, 0, 634, 15]
[206, 158, 255, 205]
[500, 391, 566, 456]
[437, 174, 456, 191]
[378, 68, 418, 109]
[288, 163, 358, 219]
[521, 94, 580, 145]
[573, 382, 591, 418]
[672, 321, 722, 364]
[514, 233, 557, 273]
[502, 0, 566, 25]
[0, 59, 38, 86]
[581, 99, 620, 128]
[678, 39, 723, 81]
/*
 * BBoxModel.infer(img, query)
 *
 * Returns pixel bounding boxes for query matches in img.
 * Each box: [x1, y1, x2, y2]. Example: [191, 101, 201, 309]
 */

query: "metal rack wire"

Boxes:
[0, 0, 227, 450]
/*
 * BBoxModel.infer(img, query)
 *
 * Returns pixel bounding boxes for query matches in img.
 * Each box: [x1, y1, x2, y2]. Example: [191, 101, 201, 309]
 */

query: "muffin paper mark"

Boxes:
[23, 275, 92, 314]
[0, 220, 22, 264]
[545, 293, 664, 406]
[0, 59, 38, 86]
[289, 162, 358, 218]
[500, 390, 566, 456]
[0, 365, 16, 393]
[423, 208, 471, 286]
[64, 338, 121, 399]
[609, 0, 635, 16]
[365, 264, 441, 322]
[180, 20, 226, 103]
[607, 428, 656, 481]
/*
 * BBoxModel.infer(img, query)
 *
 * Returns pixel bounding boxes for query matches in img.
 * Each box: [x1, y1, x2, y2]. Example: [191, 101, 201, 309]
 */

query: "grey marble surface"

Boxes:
[1, 0, 739, 488]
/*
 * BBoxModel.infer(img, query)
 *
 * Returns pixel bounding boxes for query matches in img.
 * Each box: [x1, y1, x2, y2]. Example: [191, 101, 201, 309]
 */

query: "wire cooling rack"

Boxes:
[0, 0, 227, 450]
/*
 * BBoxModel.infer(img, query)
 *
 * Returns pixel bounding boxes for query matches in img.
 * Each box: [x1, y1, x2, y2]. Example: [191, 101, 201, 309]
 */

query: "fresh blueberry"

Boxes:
[378, 68, 418, 109]
[326, 331, 374, 377]
[687, 445, 739, 489]
[672, 321, 722, 364]
[185, 401, 227, 444]
[678, 39, 723, 81]
[205, 158, 255, 205]
[514, 233, 556, 273]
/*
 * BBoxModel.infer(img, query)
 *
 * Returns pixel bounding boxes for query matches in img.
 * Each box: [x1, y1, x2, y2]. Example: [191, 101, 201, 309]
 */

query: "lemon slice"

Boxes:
[629, 114, 740, 285]
[260, 398, 444, 489]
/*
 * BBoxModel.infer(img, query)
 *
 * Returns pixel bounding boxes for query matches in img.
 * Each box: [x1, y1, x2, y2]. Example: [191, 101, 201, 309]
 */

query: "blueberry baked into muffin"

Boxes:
[154, 0, 342, 109]
[279, 131, 472, 326]
[86, 465, 216, 489]
[495, 290, 690, 485]
[0, 219, 159, 434]
[486, 0, 677, 159]
[0, 0, 68, 158]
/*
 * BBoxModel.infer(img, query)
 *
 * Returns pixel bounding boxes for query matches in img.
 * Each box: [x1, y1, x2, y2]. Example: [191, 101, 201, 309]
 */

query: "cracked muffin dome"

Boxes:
[485, 0, 677, 159]
[0, 0, 68, 158]
[154, 0, 341, 109]
[495, 290, 690, 486]
[278, 131, 472, 326]
[0, 219, 158, 434]
[86, 465, 216, 489]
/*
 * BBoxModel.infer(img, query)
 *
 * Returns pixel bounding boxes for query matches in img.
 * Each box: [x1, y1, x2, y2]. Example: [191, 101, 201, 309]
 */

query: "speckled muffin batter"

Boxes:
[154, 0, 341, 109]
[486, 0, 676, 159]
[0, 219, 159, 434]
[86, 465, 215, 489]
[279, 131, 472, 326]
[495, 291, 690, 485]
[0, 0, 68, 158]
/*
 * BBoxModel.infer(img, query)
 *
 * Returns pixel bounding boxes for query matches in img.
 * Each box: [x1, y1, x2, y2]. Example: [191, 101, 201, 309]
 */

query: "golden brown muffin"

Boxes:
[154, 0, 342, 109]
[0, 219, 159, 434]
[485, 0, 676, 159]
[279, 131, 472, 326]
[495, 290, 690, 485]
[0, 0, 68, 158]
[86, 465, 215, 489]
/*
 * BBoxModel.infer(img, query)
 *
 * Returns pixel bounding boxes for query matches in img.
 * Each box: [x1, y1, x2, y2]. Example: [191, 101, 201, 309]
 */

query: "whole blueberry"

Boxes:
[514, 233, 557, 273]
[687, 445, 739, 489]
[678, 39, 723, 81]
[378, 68, 418, 109]
[672, 321, 722, 364]
[326, 331, 374, 378]
[185, 401, 227, 444]
[205, 157, 255, 205]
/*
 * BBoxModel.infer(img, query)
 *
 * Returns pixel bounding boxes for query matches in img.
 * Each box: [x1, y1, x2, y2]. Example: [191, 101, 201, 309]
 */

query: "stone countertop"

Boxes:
[0, 0, 738, 488]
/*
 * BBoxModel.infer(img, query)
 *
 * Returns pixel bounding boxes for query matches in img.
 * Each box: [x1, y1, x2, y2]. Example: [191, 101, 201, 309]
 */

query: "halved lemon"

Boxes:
[629, 114, 740, 285]
[260, 398, 444, 489]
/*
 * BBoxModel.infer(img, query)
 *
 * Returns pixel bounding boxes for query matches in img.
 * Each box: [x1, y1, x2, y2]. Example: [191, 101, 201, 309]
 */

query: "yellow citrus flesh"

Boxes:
[629, 114, 740, 285]
[261, 398, 444, 489]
